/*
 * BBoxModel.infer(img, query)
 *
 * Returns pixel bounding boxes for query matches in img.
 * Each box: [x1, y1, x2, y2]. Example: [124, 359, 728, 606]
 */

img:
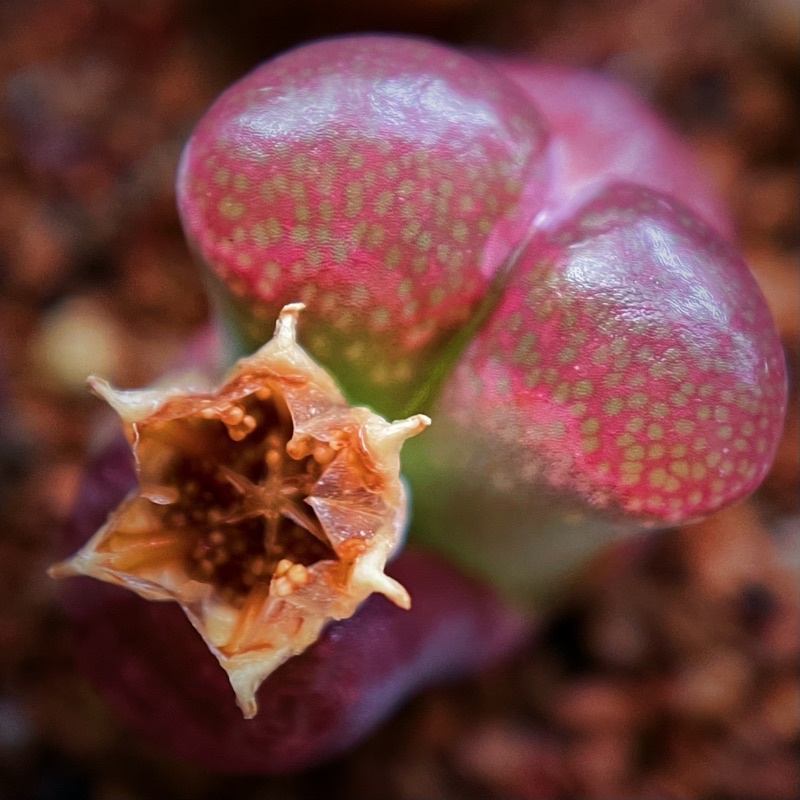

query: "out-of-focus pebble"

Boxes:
[30, 297, 122, 393]
[677, 504, 774, 599]
[456, 723, 569, 799]
[668, 649, 752, 721]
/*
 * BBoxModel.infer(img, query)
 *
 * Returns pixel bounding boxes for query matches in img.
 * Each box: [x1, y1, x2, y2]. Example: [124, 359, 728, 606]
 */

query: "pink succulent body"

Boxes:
[177, 35, 550, 416]
[487, 60, 733, 237]
[412, 183, 786, 600]
[57, 35, 788, 772]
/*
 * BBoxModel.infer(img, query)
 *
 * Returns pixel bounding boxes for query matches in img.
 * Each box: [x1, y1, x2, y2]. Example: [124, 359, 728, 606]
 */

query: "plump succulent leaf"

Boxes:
[486, 59, 733, 236]
[407, 183, 787, 604]
[177, 35, 550, 417]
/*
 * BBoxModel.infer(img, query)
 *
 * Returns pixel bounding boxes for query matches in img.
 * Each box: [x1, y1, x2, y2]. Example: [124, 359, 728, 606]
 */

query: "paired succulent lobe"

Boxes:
[487, 60, 732, 237]
[408, 183, 787, 602]
[177, 36, 550, 417]
[50, 304, 429, 717]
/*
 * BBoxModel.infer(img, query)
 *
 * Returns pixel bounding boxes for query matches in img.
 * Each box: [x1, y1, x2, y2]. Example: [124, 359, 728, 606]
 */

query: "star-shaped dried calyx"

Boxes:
[50, 303, 429, 718]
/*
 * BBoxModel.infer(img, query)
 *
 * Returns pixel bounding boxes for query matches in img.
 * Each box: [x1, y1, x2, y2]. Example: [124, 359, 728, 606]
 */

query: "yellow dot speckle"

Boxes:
[690, 463, 706, 479]
[581, 417, 600, 434]
[647, 423, 664, 440]
[452, 220, 468, 243]
[649, 468, 667, 488]
[692, 437, 708, 453]
[582, 436, 600, 454]
[348, 152, 365, 170]
[625, 445, 645, 460]
[218, 196, 245, 220]
[648, 444, 665, 459]
[331, 240, 348, 263]
[374, 191, 393, 217]
[603, 372, 624, 388]
[386, 245, 402, 269]
[553, 383, 570, 404]
[651, 402, 669, 418]
[570, 402, 587, 417]
[604, 398, 624, 415]
[350, 285, 370, 305]
[291, 225, 310, 244]
[402, 220, 421, 243]
[628, 393, 648, 409]
[345, 182, 364, 218]
[320, 200, 335, 224]
[670, 461, 690, 478]
[430, 287, 446, 305]
[524, 369, 541, 388]
[714, 406, 730, 422]
[699, 384, 715, 398]
[558, 347, 578, 365]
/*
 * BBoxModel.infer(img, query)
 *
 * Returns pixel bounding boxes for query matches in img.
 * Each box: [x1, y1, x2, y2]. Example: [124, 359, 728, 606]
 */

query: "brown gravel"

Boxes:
[1, 1, 797, 798]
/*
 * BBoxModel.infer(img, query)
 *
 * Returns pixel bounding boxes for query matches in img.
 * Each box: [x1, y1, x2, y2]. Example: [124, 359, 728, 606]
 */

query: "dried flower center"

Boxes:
[140, 384, 337, 606]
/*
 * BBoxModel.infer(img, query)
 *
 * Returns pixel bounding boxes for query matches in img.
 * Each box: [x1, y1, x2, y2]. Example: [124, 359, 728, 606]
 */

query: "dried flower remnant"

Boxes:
[49, 303, 429, 717]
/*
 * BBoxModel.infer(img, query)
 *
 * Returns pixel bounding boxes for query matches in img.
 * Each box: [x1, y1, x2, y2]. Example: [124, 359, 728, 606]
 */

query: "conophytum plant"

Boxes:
[52, 35, 787, 772]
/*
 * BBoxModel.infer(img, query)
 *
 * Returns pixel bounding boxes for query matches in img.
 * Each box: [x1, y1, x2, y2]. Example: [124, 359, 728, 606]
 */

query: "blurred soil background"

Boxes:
[0, 0, 797, 797]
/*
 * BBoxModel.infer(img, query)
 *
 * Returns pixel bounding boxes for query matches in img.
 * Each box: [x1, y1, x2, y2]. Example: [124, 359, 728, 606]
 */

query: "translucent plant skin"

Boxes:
[56, 35, 787, 773]
[484, 59, 734, 237]
[411, 182, 788, 602]
[177, 35, 551, 417]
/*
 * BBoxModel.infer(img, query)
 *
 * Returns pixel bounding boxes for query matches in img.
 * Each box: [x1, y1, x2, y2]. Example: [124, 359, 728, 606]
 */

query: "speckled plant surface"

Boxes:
[2, 1, 797, 798]
[174, 35, 786, 608]
[44, 29, 790, 776]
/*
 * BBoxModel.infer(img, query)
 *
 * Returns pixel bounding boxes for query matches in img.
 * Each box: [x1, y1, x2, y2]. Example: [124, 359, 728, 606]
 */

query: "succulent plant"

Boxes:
[53, 34, 787, 772]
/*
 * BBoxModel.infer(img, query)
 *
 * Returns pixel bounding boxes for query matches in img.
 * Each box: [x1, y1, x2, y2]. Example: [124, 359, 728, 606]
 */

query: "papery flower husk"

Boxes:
[53, 426, 529, 773]
[50, 304, 430, 718]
